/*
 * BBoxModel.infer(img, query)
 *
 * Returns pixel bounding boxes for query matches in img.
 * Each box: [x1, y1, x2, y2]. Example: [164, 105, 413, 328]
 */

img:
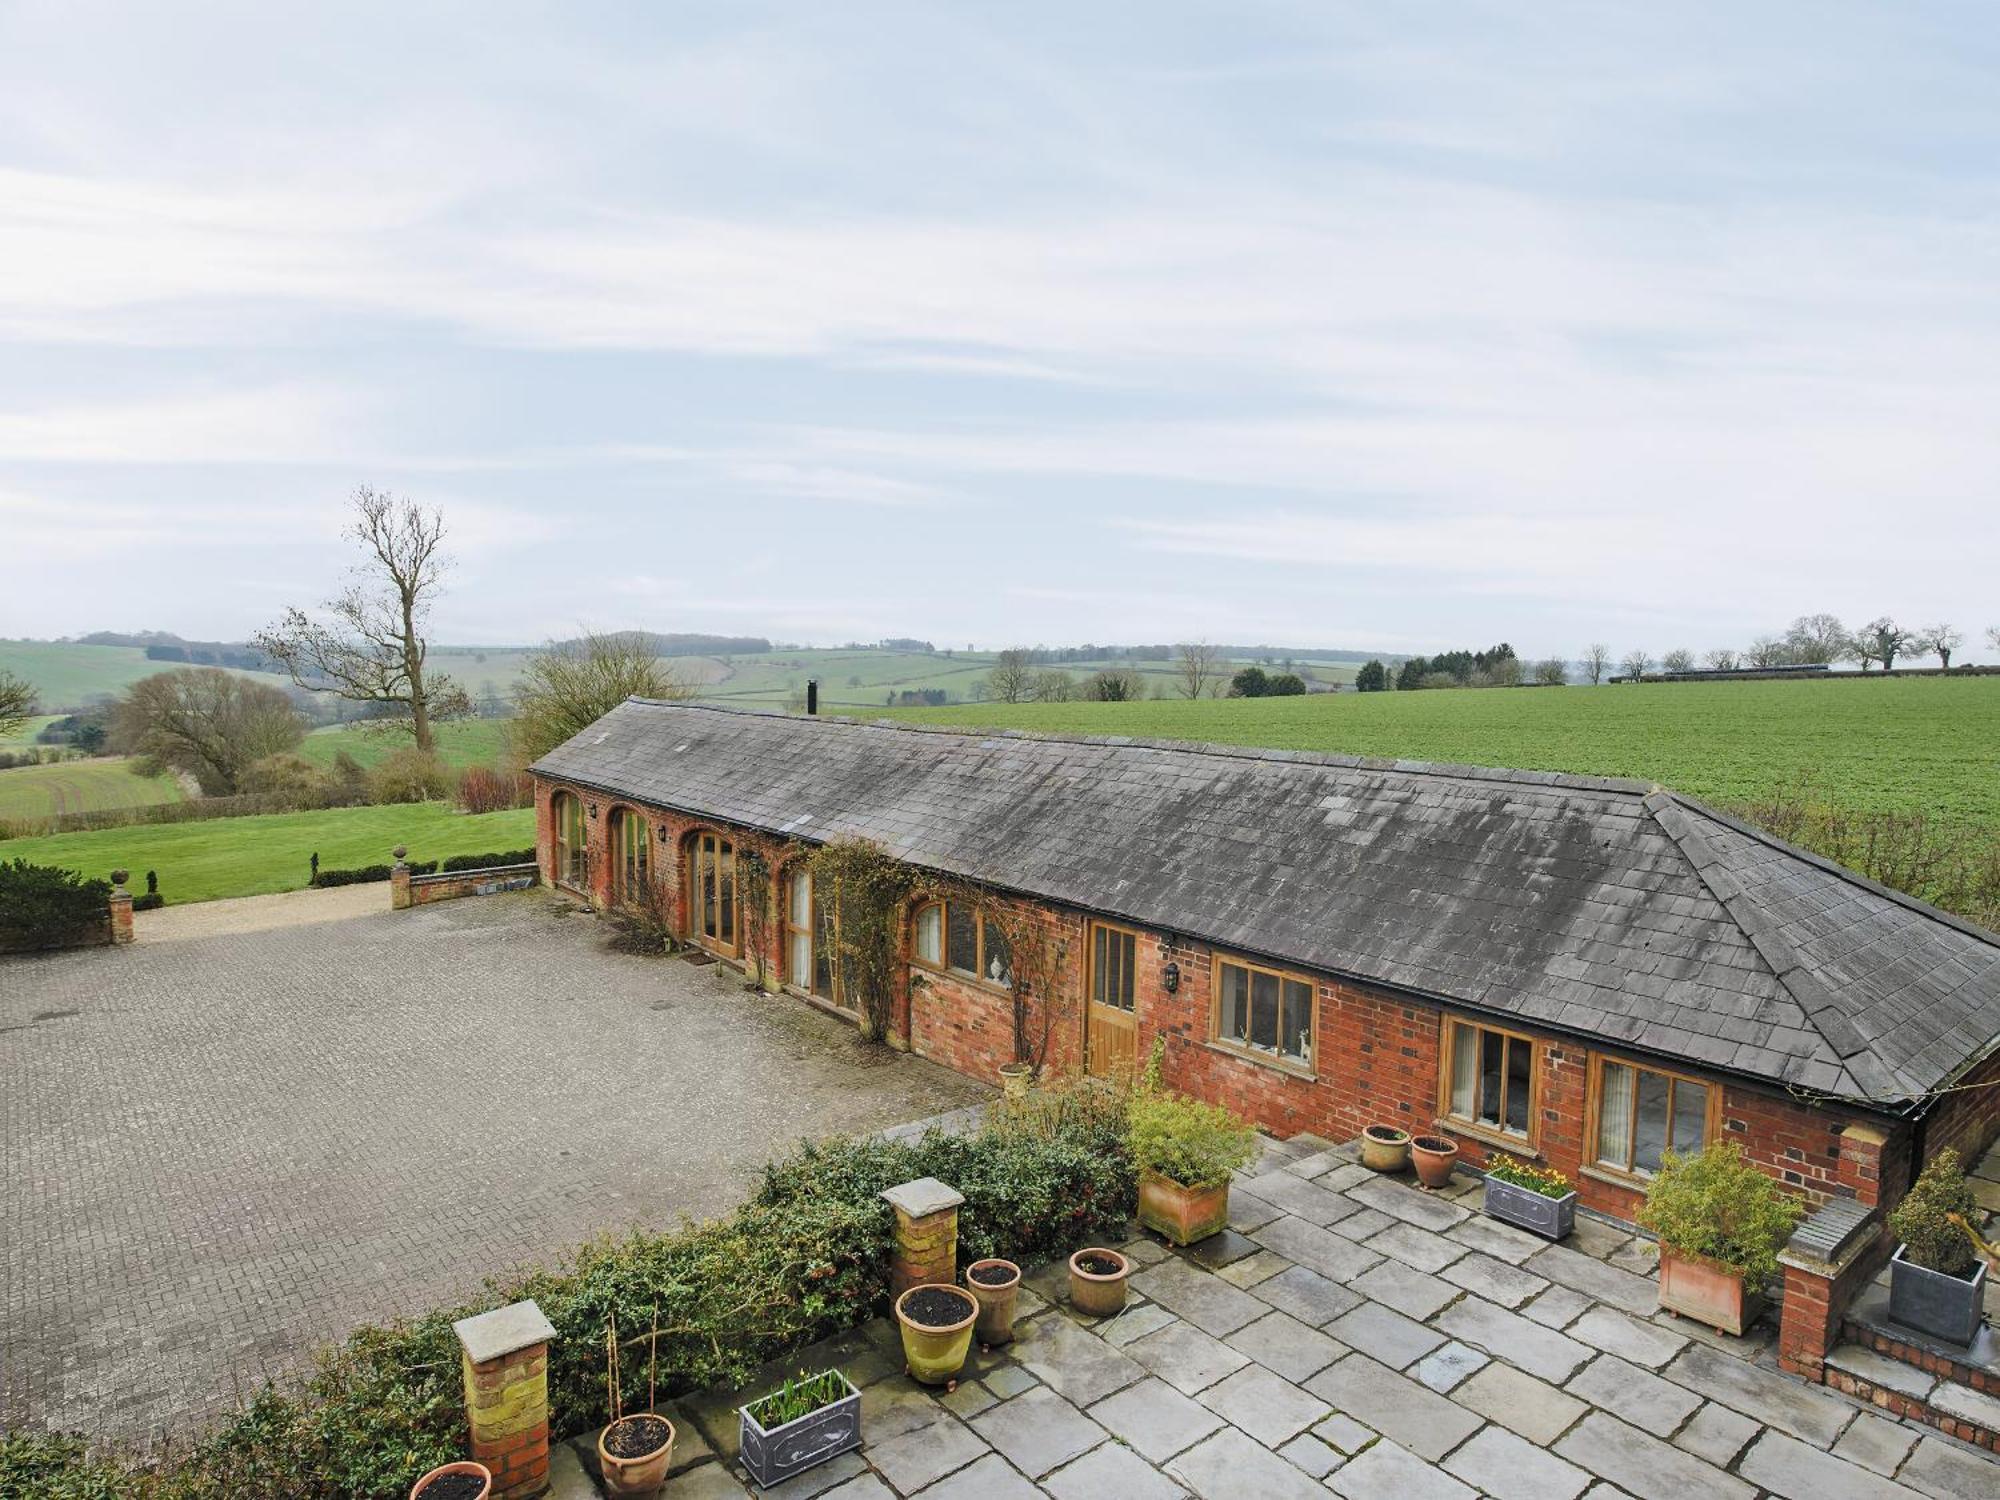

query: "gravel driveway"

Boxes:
[1, 891, 985, 1441]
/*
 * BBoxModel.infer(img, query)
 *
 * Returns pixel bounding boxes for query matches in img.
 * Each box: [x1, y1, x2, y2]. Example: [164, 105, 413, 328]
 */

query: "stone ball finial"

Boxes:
[392, 844, 408, 863]
[109, 868, 129, 888]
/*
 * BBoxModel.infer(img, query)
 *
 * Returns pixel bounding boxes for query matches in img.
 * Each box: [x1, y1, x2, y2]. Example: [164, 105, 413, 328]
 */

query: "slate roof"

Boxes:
[532, 700, 2000, 1109]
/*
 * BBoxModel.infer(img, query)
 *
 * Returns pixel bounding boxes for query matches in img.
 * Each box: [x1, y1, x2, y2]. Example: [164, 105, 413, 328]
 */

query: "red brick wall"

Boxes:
[1923, 1044, 2000, 1180]
[908, 894, 1083, 1083]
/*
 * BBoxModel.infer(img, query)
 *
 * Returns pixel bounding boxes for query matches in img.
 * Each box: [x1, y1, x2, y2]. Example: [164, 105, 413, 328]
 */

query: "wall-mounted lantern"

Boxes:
[1163, 962, 1181, 994]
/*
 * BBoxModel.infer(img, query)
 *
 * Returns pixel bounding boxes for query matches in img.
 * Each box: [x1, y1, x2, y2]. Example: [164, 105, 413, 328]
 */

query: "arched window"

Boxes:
[912, 898, 1012, 988]
[552, 791, 586, 889]
[609, 807, 649, 907]
[688, 831, 737, 952]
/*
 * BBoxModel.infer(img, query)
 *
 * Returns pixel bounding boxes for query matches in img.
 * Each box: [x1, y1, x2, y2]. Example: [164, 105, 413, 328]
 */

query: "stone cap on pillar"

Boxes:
[1780, 1197, 1877, 1272]
[880, 1177, 964, 1218]
[454, 1299, 557, 1365]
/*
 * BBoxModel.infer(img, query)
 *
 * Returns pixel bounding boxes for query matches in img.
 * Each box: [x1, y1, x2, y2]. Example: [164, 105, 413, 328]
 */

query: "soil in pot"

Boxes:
[416, 1477, 485, 1500]
[1361, 1124, 1412, 1172]
[1411, 1135, 1458, 1188]
[603, 1414, 673, 1460]
[1074, 1252, 1122, 1276]
[902, 1286, 977, 1327]
[970, 1263, 1017, 1286]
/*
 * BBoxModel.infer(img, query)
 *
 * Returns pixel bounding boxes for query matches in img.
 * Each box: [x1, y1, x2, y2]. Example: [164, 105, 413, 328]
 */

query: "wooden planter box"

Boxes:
[1482, 1177, 1576, 1241]
[1889, 1246, 1988, 1346]
[1657, 1248, 1761, 1336]
[738, 1372, 861, 1490]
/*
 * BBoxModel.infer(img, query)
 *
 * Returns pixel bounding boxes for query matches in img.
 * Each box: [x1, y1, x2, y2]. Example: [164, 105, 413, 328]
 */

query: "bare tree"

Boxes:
[257, 487, 471, 753]
[1988, 625, 2000, 658]
[1028, 669, 1077, 702]
[1703, 648, 1739, 671]
[1784, 613, 1849, 666]
[511, 630, 692, 763]
[1619, 649, 1653, 680]
[1746, 635, 1790, 668]
[1661, 648, 1696, 674]
[1914, 623, 1963, 668]
[1854, 617, 1911, 672]
[1175, 641, 1221, 699]
[109, 668, 305, 795]
[1532, 657, 1568, 686]
[1580, 643, 1611, 685]
[986, 648, 1036, 704]
[0, 670, 33, 737]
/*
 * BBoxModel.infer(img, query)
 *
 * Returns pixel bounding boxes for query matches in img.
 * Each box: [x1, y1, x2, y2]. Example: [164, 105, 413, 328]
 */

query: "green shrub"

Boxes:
[1127, 1091, 1257, 1189]
[0, 859, 111, 951]
[1889, 1149, 1979, 1276]
[438, 849, 536, 873]
[1638, 1141, 1802, 1287]
[365, 749, 453, 806]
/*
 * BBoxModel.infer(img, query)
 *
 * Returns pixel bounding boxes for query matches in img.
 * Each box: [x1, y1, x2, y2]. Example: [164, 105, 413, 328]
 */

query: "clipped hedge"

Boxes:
[438, 849, 535, 873]
[0, 859, 112, 952]
[309, 851, 534, 888]
[4, 1106, 1135, 1499]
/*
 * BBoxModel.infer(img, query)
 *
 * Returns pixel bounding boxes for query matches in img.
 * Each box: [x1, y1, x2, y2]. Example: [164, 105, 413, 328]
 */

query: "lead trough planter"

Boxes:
[1889, 1245, 1988, 1347]
[738, 1371, 862, 1490]
[1483, 1176, 1577, 1241]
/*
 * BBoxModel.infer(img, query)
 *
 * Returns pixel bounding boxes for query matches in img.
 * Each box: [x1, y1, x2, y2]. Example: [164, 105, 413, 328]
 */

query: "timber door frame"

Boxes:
[1084, 918, 1141, 1076]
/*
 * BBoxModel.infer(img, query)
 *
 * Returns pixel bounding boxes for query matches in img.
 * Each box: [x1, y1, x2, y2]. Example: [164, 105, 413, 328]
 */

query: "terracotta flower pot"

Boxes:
[409, 1460, 492, 1500]
[998, 1062, 1033, 1104]
[1411, 1134, 1458, 1189]
[1138, 1170, 1230, 1247]
[597, 1414, 674, 1499]
[964, 1258, 1023, 1346]
[1067, 1247, 1132, 1317]
[895, 1283, 978, 1386]
[1657, 1247, 1761, 1336]
[1361, 1124, 1412, 1173]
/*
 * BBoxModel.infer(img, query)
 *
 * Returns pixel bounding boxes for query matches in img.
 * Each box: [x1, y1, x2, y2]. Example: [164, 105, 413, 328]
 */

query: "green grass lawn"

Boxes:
[0, 802, 537, 905]
[0, 757, 186, 822]
[299, 717, 513, 771]
[891, 676, 2000, 835]
[0, 640, 298, 712]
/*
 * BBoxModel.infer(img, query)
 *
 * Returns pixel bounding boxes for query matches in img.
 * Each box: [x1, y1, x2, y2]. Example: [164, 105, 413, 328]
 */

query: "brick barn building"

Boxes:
[530, 700, 2000, 1226]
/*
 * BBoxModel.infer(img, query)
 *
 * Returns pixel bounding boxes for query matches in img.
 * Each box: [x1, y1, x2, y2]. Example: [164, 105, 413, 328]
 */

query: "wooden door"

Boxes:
[1085, 921, 1138, 1076]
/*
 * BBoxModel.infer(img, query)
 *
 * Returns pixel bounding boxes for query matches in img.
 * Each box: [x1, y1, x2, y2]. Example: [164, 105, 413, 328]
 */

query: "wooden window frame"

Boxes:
[782, 865, 852, 1010]
[552, 791, 587, 892]
[1583, 1051, 1724, 1184]
[1437, 1017, 1542, 1152]
[1208, 951, 1317, 1075]
[910, 898, 1012, 991]
[609, 806, 649, 908]
[687, 829, 739, 955]
[1086, 920, 1141, 1013]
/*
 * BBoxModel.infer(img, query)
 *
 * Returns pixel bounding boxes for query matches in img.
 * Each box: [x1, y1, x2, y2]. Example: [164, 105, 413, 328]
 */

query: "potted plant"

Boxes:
[1482, 1154, 1577, 1241]
[1361, 1123, 1412, 1173]
[964, 1258, 1023, 1348]
[1411, 1127, 1459, 1189]
[409, 1462, 491, 1500]
[597, 1313, 673, 1499]
[739, 1369, 863, 1490]
[1068, 1247, 1132, 1317]
[1887, 1150, 1988, 1346]
[998, 1061, 1033, 1104]
[1639, 1141, 1801, 1336]
[894, 1283, 979, 1389]
[1130, 1090, 1258, 1246]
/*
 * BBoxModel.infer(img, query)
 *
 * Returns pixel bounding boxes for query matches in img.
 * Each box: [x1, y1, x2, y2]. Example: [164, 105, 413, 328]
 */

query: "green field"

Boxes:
[891, 677, 2000, 834]
[0, 757, 185, 822]
[0, 714, 63, 753]
[0, 802, 537, 905]
[300, 717, 513, 771]
[0, 640, 299, 712]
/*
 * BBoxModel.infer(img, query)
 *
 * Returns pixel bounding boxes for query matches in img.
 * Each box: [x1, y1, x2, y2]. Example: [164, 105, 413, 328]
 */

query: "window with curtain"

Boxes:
[1443, 1021, 1536, 1143]
[1593, 1056, 1713, 1176]
[1213, 955, 1313, 1067]
[912, 899, 1011, 987]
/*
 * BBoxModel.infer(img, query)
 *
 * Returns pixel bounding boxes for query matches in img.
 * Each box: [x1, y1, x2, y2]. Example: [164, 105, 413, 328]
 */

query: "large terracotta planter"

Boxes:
[964, 1258, 1023, 1346]
[1411, 1134, 1458, 1189]
[1139, 1170, 1230, 1247]
[410, 1461, 492, 1500]
[895, 1284, 978, 1386]
[1657, 1248, 1761, 1336]
[597, 1414, 674, 1499]
[1068, 1247, 1132, 1317]
[1361, 1124, 1412, 1173]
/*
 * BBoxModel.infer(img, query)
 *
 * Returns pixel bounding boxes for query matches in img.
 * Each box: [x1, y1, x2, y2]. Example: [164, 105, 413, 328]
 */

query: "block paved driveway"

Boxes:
[0, 892, 985, 1442]
[641, 1136, 1998, 1500]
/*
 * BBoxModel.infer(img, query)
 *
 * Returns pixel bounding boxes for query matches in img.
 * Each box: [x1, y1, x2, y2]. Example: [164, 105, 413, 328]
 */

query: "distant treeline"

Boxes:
[558, 631, 772, 657]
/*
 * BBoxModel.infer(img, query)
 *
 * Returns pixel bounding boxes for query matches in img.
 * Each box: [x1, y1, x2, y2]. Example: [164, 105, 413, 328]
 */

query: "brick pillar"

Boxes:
[107, 869, 134, 945]
[881, 1177, 964, 1296]
[390, 845, 412, 911]
[454, 1300, 556, 1499]
[1777, 1198, 1879, 1381]
[1836, 1121, 1890, 1206]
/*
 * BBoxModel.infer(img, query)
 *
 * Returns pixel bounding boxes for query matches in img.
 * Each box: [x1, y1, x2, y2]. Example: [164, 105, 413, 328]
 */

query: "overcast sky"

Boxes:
[2, 3, 1995, 658]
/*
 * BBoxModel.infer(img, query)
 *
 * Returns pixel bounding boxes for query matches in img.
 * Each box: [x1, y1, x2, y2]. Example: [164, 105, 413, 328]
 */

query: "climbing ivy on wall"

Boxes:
[806, 837, 915, 1041]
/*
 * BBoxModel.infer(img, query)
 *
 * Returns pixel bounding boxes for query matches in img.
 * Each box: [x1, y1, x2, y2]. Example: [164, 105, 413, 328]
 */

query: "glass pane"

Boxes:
[1504, 1036, 1532, 1136]
[916, 904, 942, 965]
[788, 931, 811, 986]
[1596, 1063, 1633, 1168]
[1633, 1069, 1671, 1175]
[1671, 1080, 1709, 1155]
[1091, 927, 1109, 1002]
[1219, 963, 1248, 1042]
[700, 847, 716, 936]
[1116, 933, 1136, 1008]
[815, 904, 837, 999]
[717, 844, 734, 942]
[1281, 979, 1312, 1062]
[983, 923, 1013, 987]
[1478, 1028, 1505, 1129]
[1250, 971, 1279, 1050]
[1450, 1023, 1478, 1118]
[789, 871, 811, 927]
[947, 904, 978, 973]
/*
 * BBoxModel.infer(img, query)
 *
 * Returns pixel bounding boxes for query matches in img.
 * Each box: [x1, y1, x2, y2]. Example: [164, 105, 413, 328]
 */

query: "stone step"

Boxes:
[1825, 1342, 1938, 1402]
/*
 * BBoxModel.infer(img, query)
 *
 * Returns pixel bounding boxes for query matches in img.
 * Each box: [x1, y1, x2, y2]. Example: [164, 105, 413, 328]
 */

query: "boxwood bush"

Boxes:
[0, 860, 112, 952]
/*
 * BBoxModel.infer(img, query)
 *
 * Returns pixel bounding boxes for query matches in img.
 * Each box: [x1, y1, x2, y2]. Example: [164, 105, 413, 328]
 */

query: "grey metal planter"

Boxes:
[1889, 1245, 1988, 1347]
[1483, 1177, 1577, 1241]
[738, 1371, 862, 1490]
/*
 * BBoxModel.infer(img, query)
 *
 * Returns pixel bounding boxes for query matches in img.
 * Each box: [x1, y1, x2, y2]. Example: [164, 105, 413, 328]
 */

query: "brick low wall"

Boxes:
[405, 863, 540, 906]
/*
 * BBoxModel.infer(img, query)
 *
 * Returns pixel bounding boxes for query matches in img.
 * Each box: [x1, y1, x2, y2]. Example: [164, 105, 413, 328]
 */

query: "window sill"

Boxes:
[1441, 1118, 1540, 1158]
[1202, 1039, 1316, 1083]
[1579, 1165, 1652, 1194]
[911, 961, 1012, 996]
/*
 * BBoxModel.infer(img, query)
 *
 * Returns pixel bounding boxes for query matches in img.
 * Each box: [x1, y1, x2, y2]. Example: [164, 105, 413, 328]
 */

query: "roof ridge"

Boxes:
[630, 697, 1658, 798]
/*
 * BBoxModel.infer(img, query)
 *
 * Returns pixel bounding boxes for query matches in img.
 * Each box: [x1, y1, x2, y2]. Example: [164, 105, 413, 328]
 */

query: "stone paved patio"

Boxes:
[616, 1135, 2000, 1500]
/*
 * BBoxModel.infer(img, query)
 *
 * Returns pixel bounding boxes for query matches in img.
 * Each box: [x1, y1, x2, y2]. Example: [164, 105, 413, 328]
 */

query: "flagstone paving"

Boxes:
[618, 1134, 1999, 1499]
